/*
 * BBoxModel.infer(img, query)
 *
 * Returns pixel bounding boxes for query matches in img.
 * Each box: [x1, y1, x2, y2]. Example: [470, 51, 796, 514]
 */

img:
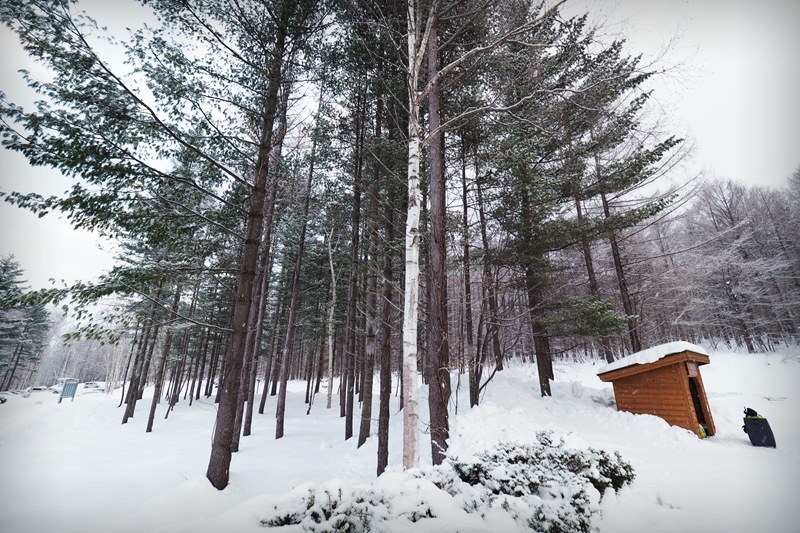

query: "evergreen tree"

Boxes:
[484, 13, 681, 393]
[0, 256, 52, 391]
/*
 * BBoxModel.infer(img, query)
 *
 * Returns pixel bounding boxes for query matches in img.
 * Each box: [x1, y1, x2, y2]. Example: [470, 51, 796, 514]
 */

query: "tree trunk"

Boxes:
[146, 284, 182, 432]
[123, 284, 162, 424]
[343, 90, 366, 439]
[402, 0, 424, 470]
[377, 119, 396, 475]
[325, 229, 338, 410]
[205, 331, 222, 398]
[269, 296, 287, 397]
[313, 338, 325, 395]
[601, 192, 643, 354]
[575, 195, 614, 363]
[358, 167, 381, 448]
[377, 199, 396, 474]
[165, 331, 190, 418]
[426, 5, 450, 466]
[460, 139, 477, 407]
[241, 241, 272, 433]
[242, 88, 287, 434]
[475, 181, 504, 380]
[526, 275, 552, 397]
[137, 292, 166, 399]
[258, 295, 283, 413]
[275, 120, 318, 439]
[3, 343, 23, 391]
[191, 327, 210, 404]
[206, 2, 289, 490]
[304, 340, 314, 405]
[117, 321, 140, 408]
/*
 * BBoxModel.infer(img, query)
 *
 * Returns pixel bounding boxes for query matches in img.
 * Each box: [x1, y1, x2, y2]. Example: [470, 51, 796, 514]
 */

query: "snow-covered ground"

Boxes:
[1, 347, 798, 533]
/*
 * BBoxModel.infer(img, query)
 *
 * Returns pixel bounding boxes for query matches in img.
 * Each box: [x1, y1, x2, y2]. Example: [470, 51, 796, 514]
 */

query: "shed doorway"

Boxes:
[689, 377, 708, 432]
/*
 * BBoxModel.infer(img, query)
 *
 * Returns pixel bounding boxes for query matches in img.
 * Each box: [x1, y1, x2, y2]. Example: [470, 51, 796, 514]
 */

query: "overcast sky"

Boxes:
[566, 0, 799, 189]
[1, 0, 798, 290]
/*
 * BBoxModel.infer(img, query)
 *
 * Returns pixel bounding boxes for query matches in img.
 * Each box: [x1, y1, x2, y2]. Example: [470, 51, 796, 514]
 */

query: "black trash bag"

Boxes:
[742, 407, 776, 448]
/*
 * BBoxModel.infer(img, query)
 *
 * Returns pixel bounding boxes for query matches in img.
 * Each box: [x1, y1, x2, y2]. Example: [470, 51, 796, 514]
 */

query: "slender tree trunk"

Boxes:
[425, 5, 450, 466]
[526, 274, 552, 397]
[242, 247, 271, 434]
[205, 331, 222, 398]
[231, 281, 260, 450]
[206, 3, 290, 490]
[3, 343, 24, 391]
[304, 340, 314, 404]
[123, 284, 162, 424]
[137, 295, 165, 400]
[165, 347, 187, 416]
[402, 0, 425, 469]
[325, 229, 338, 410]
[601, 192, 642, 354]
[343, 91, 365, 439]
[358, 168, 381, 448]
[575, 195, 614, 363]
[377, 130, 396, 476]
[191, 327, 210, 404]
[260, 293, 283, 412]
[243, 92, 285, 435]
[188, 327, 206, 405]
[168, 279, 200, 413]
[476, 179, 503, 383]
[275, 123, 317, 439]
[313, 339, 325, 394]
[357, 263, 368, 402]
[118, 321, 140, 408]
[146, 285, 182, 432]
[269, 296, 288, 397]
[460, 140, 478, 407]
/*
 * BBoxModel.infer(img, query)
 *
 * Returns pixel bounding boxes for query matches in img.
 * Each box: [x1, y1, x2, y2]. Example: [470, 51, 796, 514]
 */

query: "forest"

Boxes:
[1, 0, 798, 491]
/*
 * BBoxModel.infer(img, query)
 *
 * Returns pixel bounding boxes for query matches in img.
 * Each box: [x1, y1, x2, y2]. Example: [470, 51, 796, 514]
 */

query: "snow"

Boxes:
[596, 341, 710, 375]
[1, 346, 798, 533]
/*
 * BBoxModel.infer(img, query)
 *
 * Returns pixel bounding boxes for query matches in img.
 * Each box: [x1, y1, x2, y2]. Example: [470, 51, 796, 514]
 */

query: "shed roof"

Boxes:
[596, 341, 709, 377]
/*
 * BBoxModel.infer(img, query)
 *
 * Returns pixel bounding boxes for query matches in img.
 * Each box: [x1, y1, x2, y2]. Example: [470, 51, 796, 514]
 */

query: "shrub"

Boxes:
[259, 432, 634, 532]
[448, 433, 635, 532]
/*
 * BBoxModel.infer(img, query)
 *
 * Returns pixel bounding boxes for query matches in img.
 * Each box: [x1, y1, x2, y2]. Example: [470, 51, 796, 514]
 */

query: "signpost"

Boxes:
[58, 379, 79, 403]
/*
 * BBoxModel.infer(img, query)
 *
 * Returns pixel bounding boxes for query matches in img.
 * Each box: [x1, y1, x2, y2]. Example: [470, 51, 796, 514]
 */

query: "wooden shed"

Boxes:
[597, 341, 715, 438]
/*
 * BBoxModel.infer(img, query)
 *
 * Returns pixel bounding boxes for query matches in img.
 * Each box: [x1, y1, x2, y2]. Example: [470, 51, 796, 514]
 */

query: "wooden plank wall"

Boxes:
[612, 364, 701, 436]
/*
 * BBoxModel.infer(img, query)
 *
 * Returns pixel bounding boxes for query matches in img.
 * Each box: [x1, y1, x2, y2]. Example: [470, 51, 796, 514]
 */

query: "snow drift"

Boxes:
[0, 347, 797, 532]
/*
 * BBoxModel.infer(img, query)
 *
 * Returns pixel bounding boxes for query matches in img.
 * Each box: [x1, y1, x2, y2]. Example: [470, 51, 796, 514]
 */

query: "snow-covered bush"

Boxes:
[260, 476, 446, 532]
[447, 433, 635, 532]
[259, 432, 634, 532]
[260, 479, 397, 532]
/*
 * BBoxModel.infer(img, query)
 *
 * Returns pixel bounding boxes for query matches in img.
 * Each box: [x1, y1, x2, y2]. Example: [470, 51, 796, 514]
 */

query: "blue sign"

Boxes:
[58, 379, 80, 403]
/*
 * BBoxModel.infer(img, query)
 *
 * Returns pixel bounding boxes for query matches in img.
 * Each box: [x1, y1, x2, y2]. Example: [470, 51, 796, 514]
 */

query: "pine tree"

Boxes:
[0, 256, 51, 391]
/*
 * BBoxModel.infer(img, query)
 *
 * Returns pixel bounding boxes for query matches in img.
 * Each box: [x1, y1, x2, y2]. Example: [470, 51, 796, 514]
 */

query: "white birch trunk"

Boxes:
[326, 229, 337, 409]
[402, 0, 422, 471]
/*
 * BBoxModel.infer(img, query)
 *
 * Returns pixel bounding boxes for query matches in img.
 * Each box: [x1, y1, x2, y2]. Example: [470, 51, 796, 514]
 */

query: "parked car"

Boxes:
[80, 382, 104, 393]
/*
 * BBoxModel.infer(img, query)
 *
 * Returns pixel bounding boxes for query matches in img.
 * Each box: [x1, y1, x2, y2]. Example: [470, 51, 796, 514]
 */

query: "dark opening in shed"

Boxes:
[597, 342, 715, 438]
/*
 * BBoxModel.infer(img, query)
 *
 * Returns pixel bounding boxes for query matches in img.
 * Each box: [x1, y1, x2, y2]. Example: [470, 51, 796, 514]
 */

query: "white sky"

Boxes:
[566, 0, 800, 190]
[1, 0, 798, 290]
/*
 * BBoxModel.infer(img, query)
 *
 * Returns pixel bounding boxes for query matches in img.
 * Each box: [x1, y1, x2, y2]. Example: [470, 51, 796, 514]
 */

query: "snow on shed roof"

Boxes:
[597, 341, 709, 376]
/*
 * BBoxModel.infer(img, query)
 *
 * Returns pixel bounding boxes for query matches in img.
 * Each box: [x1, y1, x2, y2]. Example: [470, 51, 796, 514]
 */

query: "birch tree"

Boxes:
[402, 0, 428, 470]
[401, 0, 569, 467]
